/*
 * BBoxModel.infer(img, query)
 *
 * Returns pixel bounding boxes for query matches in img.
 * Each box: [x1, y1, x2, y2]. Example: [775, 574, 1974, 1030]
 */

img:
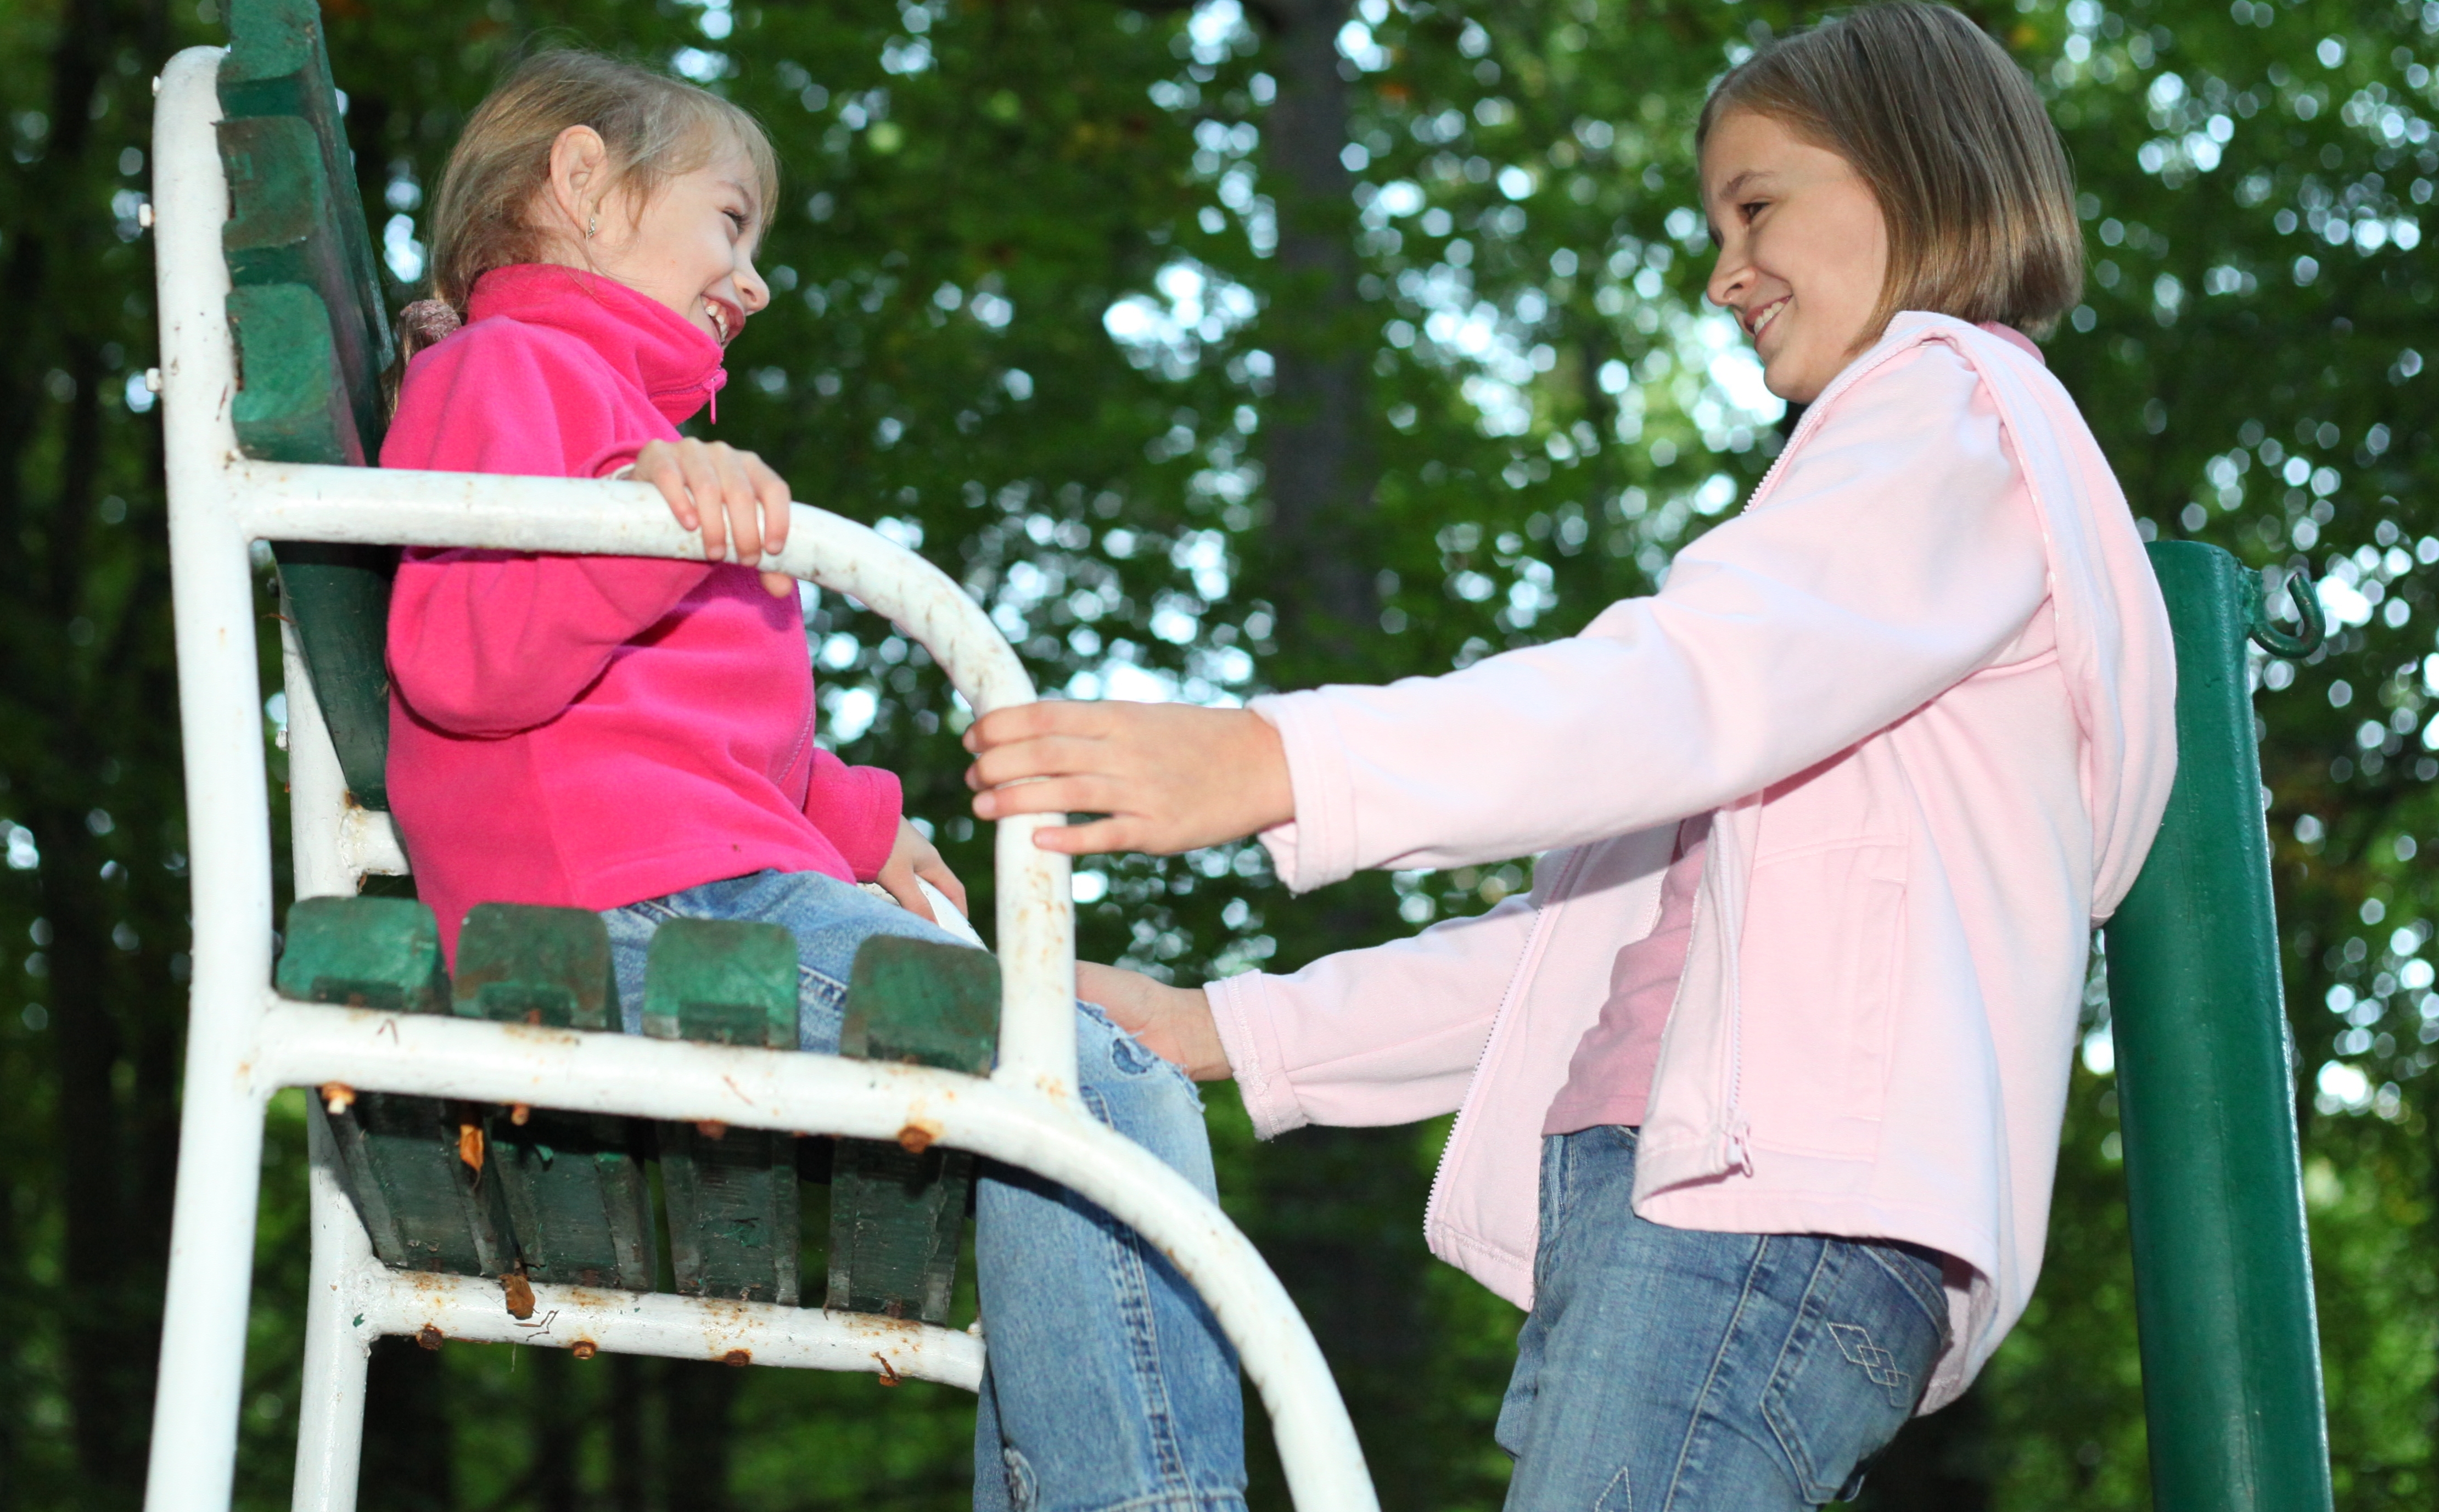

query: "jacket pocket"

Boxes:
[1736, 840, 1907, 1160]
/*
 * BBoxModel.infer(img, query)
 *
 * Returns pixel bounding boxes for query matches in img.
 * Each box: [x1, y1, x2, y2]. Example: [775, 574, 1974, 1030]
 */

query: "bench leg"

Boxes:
[141, 1058, 271, 1511]
[293, 1105, 373, 1512]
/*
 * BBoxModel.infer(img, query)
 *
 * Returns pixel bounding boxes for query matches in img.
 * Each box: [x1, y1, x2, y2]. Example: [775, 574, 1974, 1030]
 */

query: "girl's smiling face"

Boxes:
[543, 126, 771, 347]
[1701, 109, 1889, 404]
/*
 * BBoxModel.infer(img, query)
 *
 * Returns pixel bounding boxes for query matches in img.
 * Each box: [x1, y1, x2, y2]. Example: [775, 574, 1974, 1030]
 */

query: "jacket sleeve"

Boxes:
[383, 326, 711, 736]
[1207, 890, 1540, 1139]
[1254, 338, 2050, 891]
[804, 747, 904, 881]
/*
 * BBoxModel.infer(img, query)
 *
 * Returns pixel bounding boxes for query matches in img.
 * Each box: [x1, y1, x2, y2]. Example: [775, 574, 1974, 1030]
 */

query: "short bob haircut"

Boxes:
[423, 50, 778, 326]
[1697, 2, 2083, 339]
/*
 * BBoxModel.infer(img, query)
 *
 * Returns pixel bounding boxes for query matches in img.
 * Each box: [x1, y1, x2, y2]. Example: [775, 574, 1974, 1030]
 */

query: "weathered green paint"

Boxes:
[457, 905, 657, 1291]
[217, 0, 399, 810]
[271, 543, 396, 809]
[2103, 542, 2334, 1512]
[828, 936, 998, 1323]
[839, 935, 1000, 1073]
[454, 902, 620, 1030]
[217, 113, 383, 457]
[217, 0, 390, 423]
[227, 283, 359, 467]
[278, 897, 517, 1278]
[278, 895, 446, 1012]
[645, 920, 801, 1305]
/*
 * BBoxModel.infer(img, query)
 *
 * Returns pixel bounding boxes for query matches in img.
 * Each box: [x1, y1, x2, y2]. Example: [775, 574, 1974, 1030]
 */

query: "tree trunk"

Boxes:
[361, 1337, 456, 1512]
[1247, 0, 1379, 682]
[529, 1346, 583, 1512]
[662, 1359, 743, 1512]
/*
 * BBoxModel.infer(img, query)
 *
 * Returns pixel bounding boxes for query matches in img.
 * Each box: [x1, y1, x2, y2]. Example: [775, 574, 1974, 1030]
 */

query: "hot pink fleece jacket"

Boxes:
[1204, 316, 2177, 1410]
[382, 265, 901, 958]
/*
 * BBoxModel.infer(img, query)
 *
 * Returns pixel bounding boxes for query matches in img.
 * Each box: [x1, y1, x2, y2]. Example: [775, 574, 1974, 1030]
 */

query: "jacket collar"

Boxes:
[465, 263, 728, 426]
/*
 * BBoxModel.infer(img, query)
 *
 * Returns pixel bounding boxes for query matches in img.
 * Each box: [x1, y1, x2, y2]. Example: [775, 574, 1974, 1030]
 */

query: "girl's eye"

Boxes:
[1741, 200, 1768, 222]
[724, 209, 748, 234]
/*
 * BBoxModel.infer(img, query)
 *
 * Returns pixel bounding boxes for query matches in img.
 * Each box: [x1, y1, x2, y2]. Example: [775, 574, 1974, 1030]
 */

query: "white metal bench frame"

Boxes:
[142, 46, 1375, 1512]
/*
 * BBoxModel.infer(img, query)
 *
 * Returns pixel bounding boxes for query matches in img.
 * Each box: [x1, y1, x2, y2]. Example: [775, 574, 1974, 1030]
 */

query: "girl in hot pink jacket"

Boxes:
[383, 52, 1248, 1512]
[967, 7, 2176, 1507]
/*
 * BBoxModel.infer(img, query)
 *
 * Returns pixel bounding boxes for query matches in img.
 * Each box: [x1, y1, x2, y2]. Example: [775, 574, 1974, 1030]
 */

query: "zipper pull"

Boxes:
[1727, 1117, 1756, 1177]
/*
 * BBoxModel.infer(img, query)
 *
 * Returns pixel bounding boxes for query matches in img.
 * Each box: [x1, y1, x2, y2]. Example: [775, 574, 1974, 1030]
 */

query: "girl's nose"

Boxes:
[1706, 251, 1751, 313]
[736, 261, 770, 314]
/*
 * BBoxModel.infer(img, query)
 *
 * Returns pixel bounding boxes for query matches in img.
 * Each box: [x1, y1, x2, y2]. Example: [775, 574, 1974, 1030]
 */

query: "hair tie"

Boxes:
[399, 299, 463, 347]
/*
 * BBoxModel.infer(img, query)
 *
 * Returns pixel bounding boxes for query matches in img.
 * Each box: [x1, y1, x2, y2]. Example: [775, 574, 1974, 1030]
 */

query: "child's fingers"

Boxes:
[878, 871, 940, 923]
[969, 774, 1130, 823]
[710, 446, 761, 563]
[963, 734, 1115, 792]
[632, 443, 699, 529]
[1024, 816, 1150, 857]
[677, 442, 729, 559]
[963, 701, 1103, 753]
[760, 570, 797, 598]
[748, 454, 792, 558]
[913, 852, 968, 915]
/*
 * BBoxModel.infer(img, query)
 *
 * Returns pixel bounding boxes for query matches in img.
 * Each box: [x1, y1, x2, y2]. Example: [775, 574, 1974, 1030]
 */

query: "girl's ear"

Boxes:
[546, 125, 611, 242]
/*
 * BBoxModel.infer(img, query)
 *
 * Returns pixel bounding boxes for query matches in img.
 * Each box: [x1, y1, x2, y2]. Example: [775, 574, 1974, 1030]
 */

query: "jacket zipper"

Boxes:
[1738, 322, 1939, 518]
[1706, 325, 1942, 1171]
[1421, 846, 1593, 1249]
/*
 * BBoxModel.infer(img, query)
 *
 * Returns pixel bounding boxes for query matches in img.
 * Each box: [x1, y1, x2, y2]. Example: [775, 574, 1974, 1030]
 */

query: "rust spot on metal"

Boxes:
[457, 1121, 485, 1171]
[695, 1120, 728, 1140]
[722, 1348, 751, 1368]
[883, 1300, 906, 1320]
[873, 1353, 902, 1387]
[509, 1103, 532, 1126]
[896, 1118, 940, 1154]
[415, 1324, 443, 1352]
[500, 1272, 535, 1320]
[319, 1082, 355, 1115]
[570, 1339, 597, 1360]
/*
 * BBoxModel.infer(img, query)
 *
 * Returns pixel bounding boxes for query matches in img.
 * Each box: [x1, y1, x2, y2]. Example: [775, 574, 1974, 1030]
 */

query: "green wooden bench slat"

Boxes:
[455, 904, 657, 1292]
[218, 113, 385, 457]
[644, 920, 801, 1306]
[218, 0, 399, 811]
[279, 897, 518, 1278]
[827, 936, 998, 1323]
[272, 542, 396, 811]
[228, 283, 361, 466]
[218, 0, 390, 426]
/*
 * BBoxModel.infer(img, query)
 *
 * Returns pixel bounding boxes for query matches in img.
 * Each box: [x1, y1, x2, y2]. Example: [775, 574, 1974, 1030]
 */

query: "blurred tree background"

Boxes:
[4, 0, 2439, 1505]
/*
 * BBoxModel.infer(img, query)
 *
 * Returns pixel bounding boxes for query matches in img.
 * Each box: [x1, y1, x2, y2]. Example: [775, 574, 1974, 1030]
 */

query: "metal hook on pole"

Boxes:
[2245, 563, 2326, 659]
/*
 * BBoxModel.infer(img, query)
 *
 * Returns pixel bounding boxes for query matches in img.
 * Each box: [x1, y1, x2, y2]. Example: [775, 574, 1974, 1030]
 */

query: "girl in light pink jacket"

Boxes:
[966, 5, 2177, 1507]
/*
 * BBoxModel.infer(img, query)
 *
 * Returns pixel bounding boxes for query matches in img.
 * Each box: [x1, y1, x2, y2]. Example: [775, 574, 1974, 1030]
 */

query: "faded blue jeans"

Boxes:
[600, 869, 1246, 1511]
[1498, 1125, 1950, 1510]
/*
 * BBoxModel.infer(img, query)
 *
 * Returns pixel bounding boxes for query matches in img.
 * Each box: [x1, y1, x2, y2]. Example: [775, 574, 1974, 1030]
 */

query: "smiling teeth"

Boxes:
[1751, 300, 1786, 336]
[707, 302, 731, 342]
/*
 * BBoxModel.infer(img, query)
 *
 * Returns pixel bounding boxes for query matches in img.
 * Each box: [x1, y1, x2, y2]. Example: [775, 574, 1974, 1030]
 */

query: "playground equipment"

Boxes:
[137, 4, 1376, 1509]
[2105, 544, 2336, 1512]
[138, 4, 2339, 1510]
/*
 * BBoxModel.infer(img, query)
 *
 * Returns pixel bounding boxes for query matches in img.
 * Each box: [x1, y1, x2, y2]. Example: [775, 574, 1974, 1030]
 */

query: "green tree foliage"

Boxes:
[4, 0, 2439, 1507]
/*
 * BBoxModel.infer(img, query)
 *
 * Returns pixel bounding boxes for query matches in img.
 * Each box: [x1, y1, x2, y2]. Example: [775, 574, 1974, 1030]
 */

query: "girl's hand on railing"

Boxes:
[874, 817, 968, 925]
[961, 702, 1294, 855]
[1076, 962, 1232, 1082]
[630, 437, 795, 597]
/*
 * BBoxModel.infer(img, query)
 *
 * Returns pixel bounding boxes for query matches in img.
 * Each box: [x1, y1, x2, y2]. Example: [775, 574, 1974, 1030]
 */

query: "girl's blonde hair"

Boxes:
[1698, 2, 2083, 338]
[403, 49, 778, 359]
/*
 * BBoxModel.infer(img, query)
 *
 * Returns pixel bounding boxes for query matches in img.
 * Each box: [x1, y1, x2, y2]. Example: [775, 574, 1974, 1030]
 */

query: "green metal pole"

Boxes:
[2102, 541, 2333, 1512]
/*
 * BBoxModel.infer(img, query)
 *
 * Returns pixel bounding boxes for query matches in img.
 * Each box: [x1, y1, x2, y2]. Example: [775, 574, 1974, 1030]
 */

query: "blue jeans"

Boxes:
[1498, 1126, 1949, 1510]
[600, 870, 1246, 1511]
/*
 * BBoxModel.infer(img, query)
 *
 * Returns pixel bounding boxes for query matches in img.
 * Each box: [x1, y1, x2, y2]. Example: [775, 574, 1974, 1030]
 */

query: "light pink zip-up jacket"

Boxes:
[1204, 314, 2176, 1409]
